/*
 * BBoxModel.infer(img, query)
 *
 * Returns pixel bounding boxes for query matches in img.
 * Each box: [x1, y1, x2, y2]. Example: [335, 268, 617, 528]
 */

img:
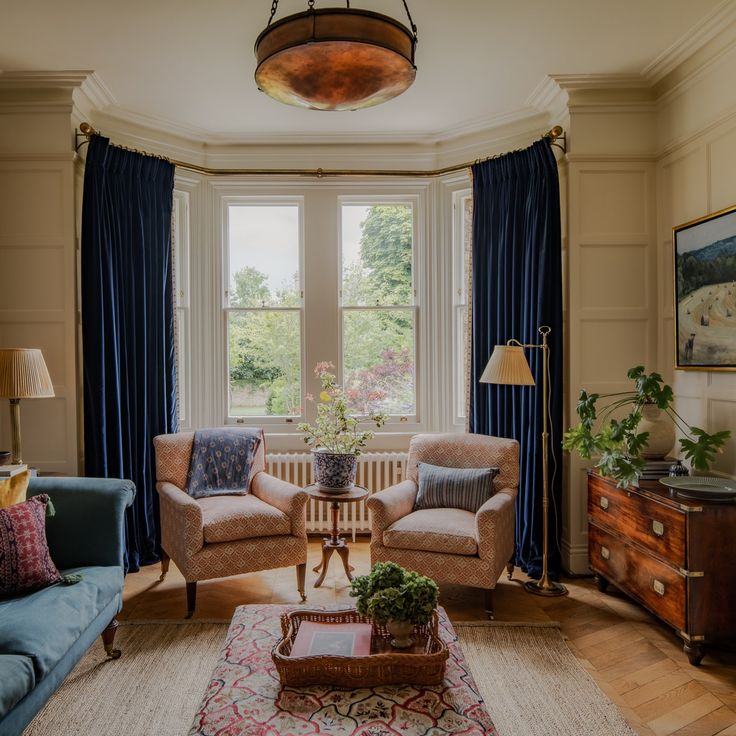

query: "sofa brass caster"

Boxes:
[105, 646, 122, 660]
[299, 592, 307, 602]
[159, 572, 167, 583]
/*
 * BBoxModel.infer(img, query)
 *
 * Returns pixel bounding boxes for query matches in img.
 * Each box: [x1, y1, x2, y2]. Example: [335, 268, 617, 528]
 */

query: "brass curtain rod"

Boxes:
[75, 122, 566, 178]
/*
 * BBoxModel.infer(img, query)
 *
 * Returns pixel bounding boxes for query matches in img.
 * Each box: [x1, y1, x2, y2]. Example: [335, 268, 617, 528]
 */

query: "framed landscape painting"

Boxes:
[674, 205, 736, 370]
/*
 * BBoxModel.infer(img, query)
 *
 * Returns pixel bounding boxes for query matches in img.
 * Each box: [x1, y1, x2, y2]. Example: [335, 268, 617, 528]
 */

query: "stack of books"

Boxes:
[634, 458, 677, 486]
[291, 621, 372, 657]
[0, 464, 28, 478]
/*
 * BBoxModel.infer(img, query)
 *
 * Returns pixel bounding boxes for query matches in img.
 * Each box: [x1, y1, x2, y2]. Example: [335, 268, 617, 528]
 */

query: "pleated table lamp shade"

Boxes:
[0, 349, 55, 399]
[480, 345, 535, 386]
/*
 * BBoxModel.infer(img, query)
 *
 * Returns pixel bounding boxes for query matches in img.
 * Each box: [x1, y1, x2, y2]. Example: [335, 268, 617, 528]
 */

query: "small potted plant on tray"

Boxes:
[297, 362, 387, 492]
[563, 365, 730, 488]
[350, 562, 439, 648]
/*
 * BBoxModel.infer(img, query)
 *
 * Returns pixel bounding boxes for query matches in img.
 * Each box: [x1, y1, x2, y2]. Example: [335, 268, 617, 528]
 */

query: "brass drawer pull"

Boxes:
[599, 496, 610, 511]
[601, 546, 610, 560]
[652, 520, 664, 537]
[653, 579, 665, 596]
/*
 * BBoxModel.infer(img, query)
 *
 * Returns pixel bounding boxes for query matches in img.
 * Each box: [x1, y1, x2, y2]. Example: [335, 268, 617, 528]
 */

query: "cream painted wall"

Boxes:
[0, 84, 79, 473]
[558, 25, 736, 572]
[656, 53, 736, 481]
[563, 94, 659, 573]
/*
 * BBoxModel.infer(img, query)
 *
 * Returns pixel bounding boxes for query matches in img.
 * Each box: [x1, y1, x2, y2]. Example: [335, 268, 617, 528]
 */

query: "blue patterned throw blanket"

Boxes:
[186, 428, 261, 499]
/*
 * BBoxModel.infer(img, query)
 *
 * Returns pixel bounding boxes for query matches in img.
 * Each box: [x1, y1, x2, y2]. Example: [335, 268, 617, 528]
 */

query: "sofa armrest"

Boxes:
[157, 482, 204, 560]
[250, 472, 308, 538]
[475, 489, 516, 564]
[366, 480, 417, 536]
[28, 477, 135, 570]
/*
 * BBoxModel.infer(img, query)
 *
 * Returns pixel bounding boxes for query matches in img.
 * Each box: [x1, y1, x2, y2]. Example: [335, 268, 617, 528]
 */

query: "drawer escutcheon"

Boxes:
[652, 520, 665, 537]
[653, 579, 666, 596]
[601, 546, 610, 560]
[600, 496, 610, 511]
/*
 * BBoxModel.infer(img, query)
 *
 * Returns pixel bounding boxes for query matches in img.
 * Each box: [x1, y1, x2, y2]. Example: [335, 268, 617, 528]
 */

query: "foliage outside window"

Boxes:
[226, 205, 302, 419]
[341, 203, 417, 417]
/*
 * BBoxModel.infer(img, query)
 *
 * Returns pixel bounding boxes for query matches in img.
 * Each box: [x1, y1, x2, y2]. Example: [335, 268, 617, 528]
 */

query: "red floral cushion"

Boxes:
[0, 494, 62, 596]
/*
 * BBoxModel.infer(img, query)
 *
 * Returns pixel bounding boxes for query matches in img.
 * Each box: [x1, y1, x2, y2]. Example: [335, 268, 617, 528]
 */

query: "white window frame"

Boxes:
[452, 188, 472, 426]
[338, 193, 423, 429]
[172, 189, 191, 430]
[220, 195, 306, 427]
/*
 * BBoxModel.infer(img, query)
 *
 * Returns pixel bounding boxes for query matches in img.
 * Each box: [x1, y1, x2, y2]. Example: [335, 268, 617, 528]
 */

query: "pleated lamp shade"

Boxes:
[0, 348, 55, 399]
[480, 345, 535, 386]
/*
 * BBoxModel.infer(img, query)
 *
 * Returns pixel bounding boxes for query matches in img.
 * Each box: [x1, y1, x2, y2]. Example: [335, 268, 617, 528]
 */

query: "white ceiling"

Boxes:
[0, 0, 726, 143]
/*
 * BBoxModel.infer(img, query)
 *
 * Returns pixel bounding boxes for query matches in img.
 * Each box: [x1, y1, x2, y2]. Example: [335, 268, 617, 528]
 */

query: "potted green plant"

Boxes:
[563, 366, 730, 488]
[297, 362, 387, 491]
[350, 562, 439, 648]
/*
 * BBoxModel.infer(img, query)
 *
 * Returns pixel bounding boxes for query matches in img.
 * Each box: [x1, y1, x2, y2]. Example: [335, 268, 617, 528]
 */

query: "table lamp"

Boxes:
[480, 326, 567, 597]
[0, 348, 55, 465]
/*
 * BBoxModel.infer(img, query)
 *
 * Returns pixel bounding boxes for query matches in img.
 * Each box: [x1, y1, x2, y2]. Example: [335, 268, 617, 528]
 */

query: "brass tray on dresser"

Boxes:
[271, 608, 448, 687]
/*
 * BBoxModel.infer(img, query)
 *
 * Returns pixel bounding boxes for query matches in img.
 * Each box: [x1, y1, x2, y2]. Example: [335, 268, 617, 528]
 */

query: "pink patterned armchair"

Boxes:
[366, 433, 519, 618]
[153, 430, 308, 617]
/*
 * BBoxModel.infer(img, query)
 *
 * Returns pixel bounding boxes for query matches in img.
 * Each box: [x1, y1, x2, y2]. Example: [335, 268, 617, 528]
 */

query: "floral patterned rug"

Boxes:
[189, 604, 497, 736]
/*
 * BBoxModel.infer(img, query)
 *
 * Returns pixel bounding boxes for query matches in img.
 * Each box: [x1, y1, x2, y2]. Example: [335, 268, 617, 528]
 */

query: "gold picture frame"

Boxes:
[673, 203, 736, 371]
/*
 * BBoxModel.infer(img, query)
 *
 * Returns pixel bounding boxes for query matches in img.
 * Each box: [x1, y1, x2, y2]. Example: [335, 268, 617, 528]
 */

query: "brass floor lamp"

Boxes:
[480, 326, 567, 597]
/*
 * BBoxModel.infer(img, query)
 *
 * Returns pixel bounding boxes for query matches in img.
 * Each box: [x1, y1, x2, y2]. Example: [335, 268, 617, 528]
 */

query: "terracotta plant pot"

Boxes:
[312, 449, 358, 491]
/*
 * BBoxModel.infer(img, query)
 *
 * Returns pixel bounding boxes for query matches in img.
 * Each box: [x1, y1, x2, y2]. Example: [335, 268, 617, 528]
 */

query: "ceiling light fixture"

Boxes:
[254, 1, 418, 111]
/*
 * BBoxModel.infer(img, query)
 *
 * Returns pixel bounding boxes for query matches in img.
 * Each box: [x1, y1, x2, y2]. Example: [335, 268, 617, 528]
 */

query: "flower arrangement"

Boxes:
[350, 562, 439, 626]
[563, 365, 730, 488]
[297, 362, 388, 456]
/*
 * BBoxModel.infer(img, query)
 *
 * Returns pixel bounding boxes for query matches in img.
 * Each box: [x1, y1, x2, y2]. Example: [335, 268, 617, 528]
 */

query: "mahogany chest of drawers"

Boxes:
[588, 472, 736, 665]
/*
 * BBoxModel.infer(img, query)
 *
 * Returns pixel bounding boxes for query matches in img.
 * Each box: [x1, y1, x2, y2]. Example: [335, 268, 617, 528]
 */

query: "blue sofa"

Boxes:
[0, 477, 135, 736]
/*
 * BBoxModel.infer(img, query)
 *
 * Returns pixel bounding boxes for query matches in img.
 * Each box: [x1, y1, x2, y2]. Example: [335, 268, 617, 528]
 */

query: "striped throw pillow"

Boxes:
[414, 462, 499, 513]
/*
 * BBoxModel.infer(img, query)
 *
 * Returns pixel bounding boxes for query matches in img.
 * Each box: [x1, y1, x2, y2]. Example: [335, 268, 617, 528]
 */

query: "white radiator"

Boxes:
[265, 452, 406, 540]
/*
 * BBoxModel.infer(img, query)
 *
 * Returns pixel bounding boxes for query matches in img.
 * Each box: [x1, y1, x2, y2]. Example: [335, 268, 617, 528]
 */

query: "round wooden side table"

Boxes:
[304, 484, 369, 588]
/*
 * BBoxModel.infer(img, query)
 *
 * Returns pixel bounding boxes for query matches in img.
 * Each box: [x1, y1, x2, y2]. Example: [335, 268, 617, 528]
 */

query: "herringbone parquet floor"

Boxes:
[122, 540, 736, 736]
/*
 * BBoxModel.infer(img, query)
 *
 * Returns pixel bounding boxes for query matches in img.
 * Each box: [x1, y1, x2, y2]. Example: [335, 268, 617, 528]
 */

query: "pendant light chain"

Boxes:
[267, 0, 279, 26]
[268, 0, 414, 37]
[402, 0, 417, 39]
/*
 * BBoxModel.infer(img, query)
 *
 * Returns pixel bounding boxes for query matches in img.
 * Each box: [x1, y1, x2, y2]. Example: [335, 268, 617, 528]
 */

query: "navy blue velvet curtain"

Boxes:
[81, 135, 178, 572]
[469, 139, 563, 579]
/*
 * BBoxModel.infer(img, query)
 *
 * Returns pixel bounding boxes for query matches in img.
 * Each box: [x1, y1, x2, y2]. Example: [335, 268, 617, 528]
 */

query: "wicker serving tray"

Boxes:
[272, 608, 448, 687]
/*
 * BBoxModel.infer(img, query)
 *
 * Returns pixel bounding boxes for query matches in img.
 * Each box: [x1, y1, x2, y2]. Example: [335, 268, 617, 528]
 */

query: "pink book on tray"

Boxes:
[290, 621, 372, 657]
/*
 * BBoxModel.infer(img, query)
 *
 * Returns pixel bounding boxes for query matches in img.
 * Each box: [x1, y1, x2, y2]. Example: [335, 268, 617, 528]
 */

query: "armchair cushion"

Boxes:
[199, 495, 291, 543]
[415, 462, 498, 513]
[383, 508, 478, 556]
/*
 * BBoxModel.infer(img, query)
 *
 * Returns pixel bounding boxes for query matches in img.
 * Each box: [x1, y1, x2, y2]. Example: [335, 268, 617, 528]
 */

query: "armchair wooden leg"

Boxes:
[185, 581, 197, 619]
[160, 550, 170, 582]
[296, 563, 307, 602]
[484, 588, 495, 620]
[101, 618, 121, 659]
[506, 559, 514, 580]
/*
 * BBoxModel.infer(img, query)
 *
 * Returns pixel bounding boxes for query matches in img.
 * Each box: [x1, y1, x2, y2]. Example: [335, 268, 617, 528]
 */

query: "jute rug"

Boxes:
[25, 618, 635, 736]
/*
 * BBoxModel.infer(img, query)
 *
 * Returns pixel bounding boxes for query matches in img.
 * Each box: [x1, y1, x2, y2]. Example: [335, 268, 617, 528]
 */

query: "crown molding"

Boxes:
[87, 103, 553, 173]
[87, 96, 549, 149]
[74, 72, 117, 117]
[526, 76, 569, 120]
[548, 74, 651, 91]
[0, 70, 92, 110]
[642, 0, 736, 84]
[0, 70, 91, 89]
